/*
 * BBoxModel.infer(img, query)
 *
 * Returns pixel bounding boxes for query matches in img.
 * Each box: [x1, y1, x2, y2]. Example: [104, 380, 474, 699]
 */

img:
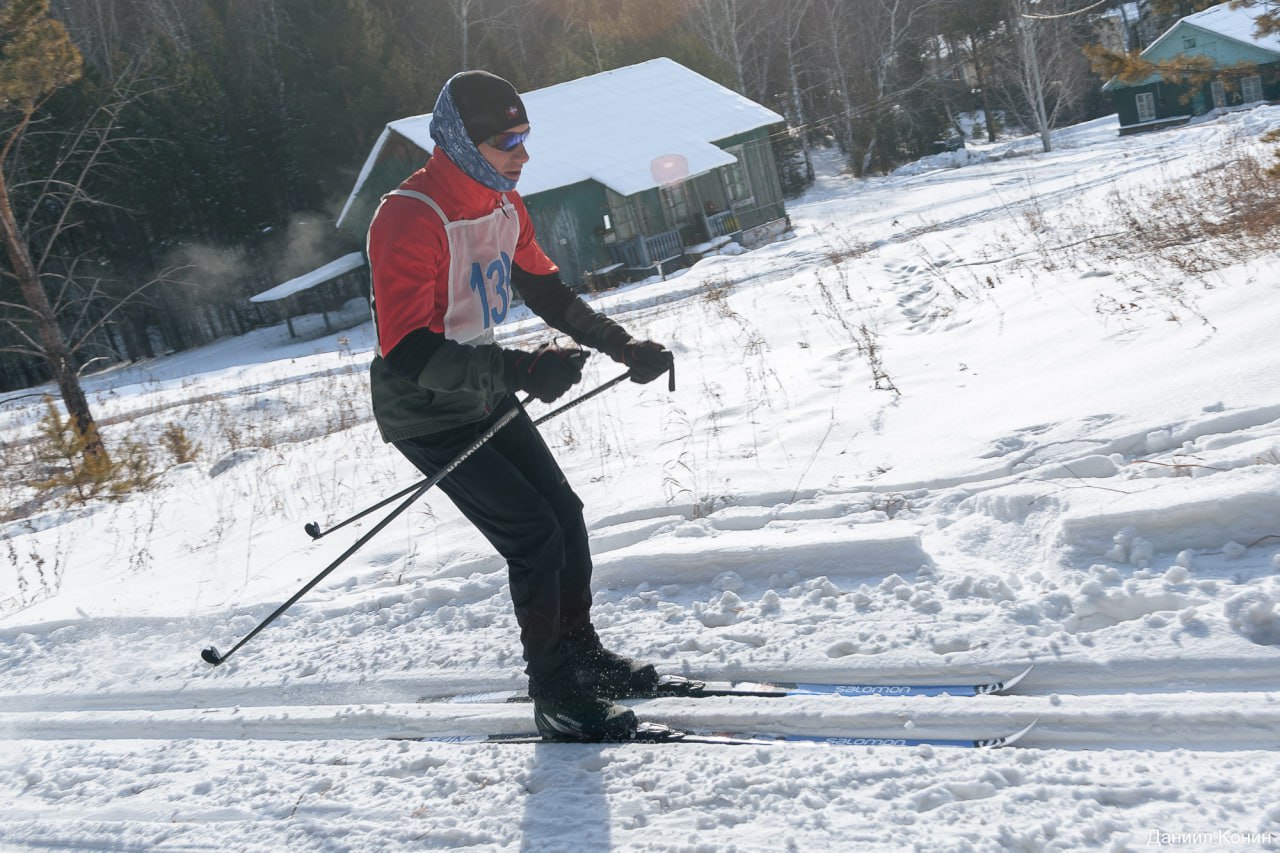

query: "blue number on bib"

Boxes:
[468, 262, 490, 326]
[469, 251, 513, 330]
[490, 251, 511, 325]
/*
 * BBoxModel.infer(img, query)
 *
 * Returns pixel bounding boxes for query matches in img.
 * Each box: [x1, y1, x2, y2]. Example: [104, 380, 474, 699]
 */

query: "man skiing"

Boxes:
[366, 70, 674, 741]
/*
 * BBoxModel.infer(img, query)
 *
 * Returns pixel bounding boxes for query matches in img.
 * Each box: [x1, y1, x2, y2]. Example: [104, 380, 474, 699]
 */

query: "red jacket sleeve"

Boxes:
[368, 196, 448, 356]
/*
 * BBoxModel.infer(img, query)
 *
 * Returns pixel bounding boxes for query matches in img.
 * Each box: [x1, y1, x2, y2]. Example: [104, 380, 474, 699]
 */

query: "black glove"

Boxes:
[617, 339, 673, 385]
[503, 345, 588, 403]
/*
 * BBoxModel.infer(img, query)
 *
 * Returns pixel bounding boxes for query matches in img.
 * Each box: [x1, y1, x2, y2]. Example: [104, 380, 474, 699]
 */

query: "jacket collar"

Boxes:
[414, 148, 511, 221]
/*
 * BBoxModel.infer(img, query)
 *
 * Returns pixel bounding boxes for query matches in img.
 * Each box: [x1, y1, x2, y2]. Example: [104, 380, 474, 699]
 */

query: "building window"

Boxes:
[1242, 74, 1264, 103]
[660, 183, 691, 227]
[605, 189, 639, 241]
[722, 145, 753, 205]
[1182, 36, 1197, 49]
[1211, 80, 1227, 109]
[1136, 91, 1156, 123]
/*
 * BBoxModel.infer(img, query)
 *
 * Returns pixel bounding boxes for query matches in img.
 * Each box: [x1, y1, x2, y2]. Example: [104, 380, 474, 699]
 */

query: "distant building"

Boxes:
[1102, 2, 1280, 135]
[336, 58, 791, 289]
[249, 252, 367, 338]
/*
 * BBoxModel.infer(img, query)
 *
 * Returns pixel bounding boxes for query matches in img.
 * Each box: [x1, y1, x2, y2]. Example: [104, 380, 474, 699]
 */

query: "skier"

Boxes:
[366, 70, 674, 741]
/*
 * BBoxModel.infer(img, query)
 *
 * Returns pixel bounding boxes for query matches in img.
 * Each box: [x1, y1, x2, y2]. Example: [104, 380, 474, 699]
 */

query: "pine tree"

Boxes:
[939, 0, 1008, 143]
[31, 395, 114, 503]
[31, 395, 157, 504]
[0, 0, 109, 468]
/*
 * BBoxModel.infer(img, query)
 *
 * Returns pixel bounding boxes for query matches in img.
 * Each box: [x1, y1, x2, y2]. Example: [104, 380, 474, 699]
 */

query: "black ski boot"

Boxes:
[562, 624, 660, 700]
[529, 668, 638, 742]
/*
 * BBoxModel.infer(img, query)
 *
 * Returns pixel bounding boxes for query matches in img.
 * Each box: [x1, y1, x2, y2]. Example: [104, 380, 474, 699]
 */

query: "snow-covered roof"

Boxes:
[1152, 2, 1280, 55]
[339, 58, 783, 223]
[250, 252, 365, 303]
[1103, 2, 1280, 91]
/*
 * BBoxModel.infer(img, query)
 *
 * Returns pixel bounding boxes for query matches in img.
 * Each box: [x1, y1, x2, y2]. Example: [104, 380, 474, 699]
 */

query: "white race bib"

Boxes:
[382, 190, 521, 346]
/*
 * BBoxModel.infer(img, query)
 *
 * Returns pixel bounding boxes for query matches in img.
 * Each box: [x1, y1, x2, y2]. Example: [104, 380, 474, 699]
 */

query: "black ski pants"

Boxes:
[393, 396, 593, 678]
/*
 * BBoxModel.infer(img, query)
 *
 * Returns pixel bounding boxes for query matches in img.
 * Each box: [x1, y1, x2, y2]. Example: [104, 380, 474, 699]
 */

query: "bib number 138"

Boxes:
[469, 251, 512, 329]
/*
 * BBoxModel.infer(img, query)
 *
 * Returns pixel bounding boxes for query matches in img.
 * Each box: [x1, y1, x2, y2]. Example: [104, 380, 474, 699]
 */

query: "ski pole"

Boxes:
[303, 368, 638, 540]
[201, 370, 635, 667]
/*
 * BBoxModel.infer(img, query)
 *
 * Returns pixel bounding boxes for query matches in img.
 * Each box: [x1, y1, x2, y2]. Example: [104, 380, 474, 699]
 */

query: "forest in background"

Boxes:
[0, 0, 1244, 396]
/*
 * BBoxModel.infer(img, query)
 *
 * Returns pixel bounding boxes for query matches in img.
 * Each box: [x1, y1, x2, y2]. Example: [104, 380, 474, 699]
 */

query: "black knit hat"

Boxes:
[449, 71, 528, 145]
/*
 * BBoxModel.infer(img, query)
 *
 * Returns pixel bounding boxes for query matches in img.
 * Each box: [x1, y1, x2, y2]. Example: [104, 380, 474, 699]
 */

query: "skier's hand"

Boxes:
[504, 345, 588, 403]
[618, 339, 673, 385]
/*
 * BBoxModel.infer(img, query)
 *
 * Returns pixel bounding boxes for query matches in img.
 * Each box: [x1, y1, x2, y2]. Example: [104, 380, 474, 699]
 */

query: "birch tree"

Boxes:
[853, 0, 947, 173]
[778, 0, 816, 185]
[1007, 0, 1052, 151]
[686, 0, 771, 99]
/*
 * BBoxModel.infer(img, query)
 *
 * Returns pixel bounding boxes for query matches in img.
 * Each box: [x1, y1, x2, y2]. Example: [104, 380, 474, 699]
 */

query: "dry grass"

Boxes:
[2, 360, 373, 520]
[1101, 141, 1280, 276]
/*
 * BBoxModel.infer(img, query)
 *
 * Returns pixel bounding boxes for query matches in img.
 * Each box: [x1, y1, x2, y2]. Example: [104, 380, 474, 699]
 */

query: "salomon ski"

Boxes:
[414, 719, 1037, 749]
[443, 665, 1034, 705]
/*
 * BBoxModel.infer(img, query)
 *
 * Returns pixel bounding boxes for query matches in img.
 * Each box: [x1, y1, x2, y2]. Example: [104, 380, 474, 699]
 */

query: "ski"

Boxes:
[413, 719, 1038, 749]
[443, 665, 1034, 705]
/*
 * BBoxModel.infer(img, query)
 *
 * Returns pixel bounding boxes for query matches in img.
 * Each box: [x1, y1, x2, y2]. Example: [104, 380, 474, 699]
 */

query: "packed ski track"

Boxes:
[4, 108, 1280, 851]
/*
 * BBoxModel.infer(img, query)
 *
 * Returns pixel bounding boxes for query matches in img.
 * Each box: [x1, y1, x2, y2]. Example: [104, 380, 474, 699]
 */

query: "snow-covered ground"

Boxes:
[3, 107, 1280, 851]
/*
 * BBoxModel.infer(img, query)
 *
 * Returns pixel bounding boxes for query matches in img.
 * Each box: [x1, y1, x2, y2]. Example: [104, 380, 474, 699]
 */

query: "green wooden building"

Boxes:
[337, 58, 790, 289]
[1103, 2, 1280, 135]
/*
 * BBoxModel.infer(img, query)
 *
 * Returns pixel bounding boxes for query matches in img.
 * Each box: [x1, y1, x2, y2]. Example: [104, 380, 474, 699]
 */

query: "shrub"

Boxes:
[31, 397, 157, 504]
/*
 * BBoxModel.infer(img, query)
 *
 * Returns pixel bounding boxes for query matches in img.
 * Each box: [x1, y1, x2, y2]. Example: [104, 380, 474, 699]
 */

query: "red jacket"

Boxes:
[366, 149, 630, 442]
[369, 148, 559, 357]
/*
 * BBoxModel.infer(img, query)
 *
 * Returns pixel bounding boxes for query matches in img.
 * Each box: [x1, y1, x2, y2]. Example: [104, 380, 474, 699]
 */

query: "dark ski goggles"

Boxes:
[483, 128, 531, 151]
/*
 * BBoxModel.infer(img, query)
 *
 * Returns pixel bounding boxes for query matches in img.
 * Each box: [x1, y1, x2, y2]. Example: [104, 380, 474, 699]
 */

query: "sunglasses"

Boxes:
[483, 128, 531, 152]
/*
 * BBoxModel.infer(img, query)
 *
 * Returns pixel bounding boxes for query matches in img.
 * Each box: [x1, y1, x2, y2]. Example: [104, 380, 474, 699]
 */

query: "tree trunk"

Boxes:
[785, 12, 815, 183]
[0, 169, 109, 464]
[968, 34, 999, 143]
[860, 127, 878, 176]
[1008, 0, 1052, 152]
[459, 0, 471, 70]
